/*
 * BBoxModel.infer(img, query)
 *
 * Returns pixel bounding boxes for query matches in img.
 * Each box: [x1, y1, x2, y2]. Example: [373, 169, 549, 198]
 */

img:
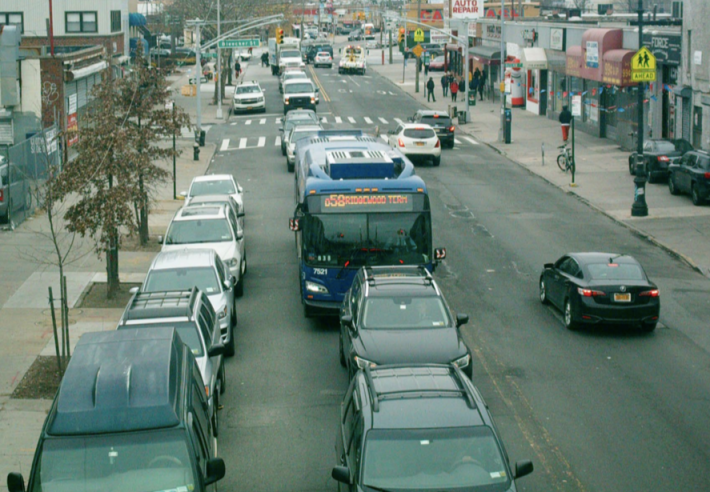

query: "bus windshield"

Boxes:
[302, 212, 431, 267]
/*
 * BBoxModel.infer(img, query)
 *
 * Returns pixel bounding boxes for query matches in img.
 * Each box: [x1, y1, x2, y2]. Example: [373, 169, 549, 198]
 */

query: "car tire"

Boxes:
[236, 271, 244, 298]
[224, 325, 236, 357]
[668, 174, 679, 195]
[433, 156, 441, 167]
[564, 298, 579, 331]
[288, 160, 295, 173]
[0, 202, 9, 223]
[220, 363, 226, 394]
[242, 252, 247, 276]
[641, 322, 657, 333]
[539, 278, 550, 305]
[339, 334, 346, 367]
[691, 184, 705, 206]
[447, 139, 455, 149]
[212, 392, 219, 437]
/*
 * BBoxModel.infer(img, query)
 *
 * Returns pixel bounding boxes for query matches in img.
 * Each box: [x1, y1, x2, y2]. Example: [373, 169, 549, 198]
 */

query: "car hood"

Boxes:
[163, 241, 240, 264]
[353, 327, 466, 365]
[207, 292, 228, 312]
[284, 92, 315, 98]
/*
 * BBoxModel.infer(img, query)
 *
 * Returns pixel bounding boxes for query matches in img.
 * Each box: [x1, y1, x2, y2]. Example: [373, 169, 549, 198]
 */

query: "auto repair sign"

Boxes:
[452, 0, 481, 19]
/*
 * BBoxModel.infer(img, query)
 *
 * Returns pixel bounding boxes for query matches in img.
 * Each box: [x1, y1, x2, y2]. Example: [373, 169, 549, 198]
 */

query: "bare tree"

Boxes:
[572, 0, 593, 12]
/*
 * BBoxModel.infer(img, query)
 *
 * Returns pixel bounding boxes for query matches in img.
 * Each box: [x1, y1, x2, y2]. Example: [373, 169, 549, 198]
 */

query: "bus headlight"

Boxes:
[305, 281, 328, 294]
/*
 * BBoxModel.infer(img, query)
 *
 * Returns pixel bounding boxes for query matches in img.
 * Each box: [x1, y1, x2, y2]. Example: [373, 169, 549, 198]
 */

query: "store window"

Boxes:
[66, 12, 97, 33]
[110, 11, 121, 33]
[0, 12, 23, 33]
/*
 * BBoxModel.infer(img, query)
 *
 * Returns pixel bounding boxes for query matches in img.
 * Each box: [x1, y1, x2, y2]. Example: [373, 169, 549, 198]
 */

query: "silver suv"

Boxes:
[140, 249, 238, 356]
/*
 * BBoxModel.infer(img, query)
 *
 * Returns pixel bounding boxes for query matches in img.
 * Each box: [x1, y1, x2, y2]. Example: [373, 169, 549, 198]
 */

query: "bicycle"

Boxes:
[557, 143, 575, 173]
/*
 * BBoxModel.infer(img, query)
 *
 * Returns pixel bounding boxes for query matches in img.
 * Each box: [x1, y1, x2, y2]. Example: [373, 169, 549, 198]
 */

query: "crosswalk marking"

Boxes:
[257, 136, 266, 148]
[275, 117, 282, 124]
[321, 116, 328, 123]
[348, 117, 356, 124]
[454, 138, 462, 145]
[380, 135, 388, 142]
[245, 120, 252, 125]
[239, 138, 248, 149]
[259, 118, 266, 125]
[335, 116, 343, 124]
[364, 117, 373, 124]
[220, 139, 230, 151]
[394, 118, 403, 124]
[378, 117, 388, 124]
[462, 137, 479, 145]
[275, 136, 281, 146]
[230, 122, 237, 126]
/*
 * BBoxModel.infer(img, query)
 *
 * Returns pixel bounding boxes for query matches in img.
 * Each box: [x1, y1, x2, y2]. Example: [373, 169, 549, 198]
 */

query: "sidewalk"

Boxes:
[371, 60, 710, 277]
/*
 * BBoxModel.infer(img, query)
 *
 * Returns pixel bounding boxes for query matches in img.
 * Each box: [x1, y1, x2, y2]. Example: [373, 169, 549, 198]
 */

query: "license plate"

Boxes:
[247, 107, 253, 110]
[614, 293, 631, 302]
[416, 142, 425, 146]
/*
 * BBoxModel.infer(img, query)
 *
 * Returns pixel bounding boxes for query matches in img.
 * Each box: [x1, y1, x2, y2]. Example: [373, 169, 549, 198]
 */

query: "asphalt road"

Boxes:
[205, 46, 710, 492]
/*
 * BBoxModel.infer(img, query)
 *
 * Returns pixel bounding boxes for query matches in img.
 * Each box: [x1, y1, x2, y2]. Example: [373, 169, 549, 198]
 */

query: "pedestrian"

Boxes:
[559, 105, 573, 142]
[450, 78, 459, 102]
[235, 60, 242, 79]
[441, 73, 449, 97]
[469, 74, 479, 95]
[458, 75, 465, 94]
[261, 52, 268, 67]
[424, 57, 429, 76]
[426, 77, 436, 102]
[479, 69, 487, 100]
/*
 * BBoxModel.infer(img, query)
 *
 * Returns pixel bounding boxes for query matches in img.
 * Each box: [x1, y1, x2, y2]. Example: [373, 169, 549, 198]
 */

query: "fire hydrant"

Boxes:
[193, 142, 200, 161]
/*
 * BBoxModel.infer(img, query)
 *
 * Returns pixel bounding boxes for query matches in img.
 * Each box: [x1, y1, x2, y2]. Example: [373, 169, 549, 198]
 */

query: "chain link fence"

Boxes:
[1, 125, 62, 229]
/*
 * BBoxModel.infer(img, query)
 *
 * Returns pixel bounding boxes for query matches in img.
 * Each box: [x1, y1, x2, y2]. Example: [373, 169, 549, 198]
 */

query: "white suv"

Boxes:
[232, 81, 265, 114]
[388, 123, 442, 167]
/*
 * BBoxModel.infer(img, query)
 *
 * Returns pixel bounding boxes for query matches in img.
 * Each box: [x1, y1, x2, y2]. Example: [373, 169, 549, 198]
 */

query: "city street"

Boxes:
[207, 46, 710, 492]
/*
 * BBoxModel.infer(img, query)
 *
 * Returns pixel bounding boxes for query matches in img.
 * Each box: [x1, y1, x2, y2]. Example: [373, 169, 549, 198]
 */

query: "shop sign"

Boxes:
[550, 28, 565, 51]
[602, 56, 633, 86]
[571, 95, 582, 117]
[67, 94, 78, 147]
[643, 33, 681, 65]
[586, 41, 599, 68]
[485, 24, 501, 40]
[452, 0, 481, 20]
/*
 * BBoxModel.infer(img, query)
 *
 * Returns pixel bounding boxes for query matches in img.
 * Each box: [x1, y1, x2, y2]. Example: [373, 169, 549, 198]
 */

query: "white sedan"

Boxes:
[182, 174, 245, 227]
[387, 123, 441, 167]
[314, 51, 333, 68]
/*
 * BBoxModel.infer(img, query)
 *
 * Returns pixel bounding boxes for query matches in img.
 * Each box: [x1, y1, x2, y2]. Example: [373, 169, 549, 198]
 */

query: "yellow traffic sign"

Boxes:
[412, 44, 423, 58]
[413, 28, 425, 42]
[631, 71, 656, 82]
[631, 47, 656, 71]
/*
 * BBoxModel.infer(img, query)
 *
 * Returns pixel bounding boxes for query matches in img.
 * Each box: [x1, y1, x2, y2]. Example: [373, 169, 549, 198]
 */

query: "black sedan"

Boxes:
[539, 253, 660, 332]
[410, 110, 455, 148]
[668, 150, 710, 205]
[628, 138, 693, 182]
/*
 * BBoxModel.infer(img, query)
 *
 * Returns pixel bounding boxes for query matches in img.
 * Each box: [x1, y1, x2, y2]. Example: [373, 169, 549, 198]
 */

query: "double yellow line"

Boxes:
[308, 65, 331, 103]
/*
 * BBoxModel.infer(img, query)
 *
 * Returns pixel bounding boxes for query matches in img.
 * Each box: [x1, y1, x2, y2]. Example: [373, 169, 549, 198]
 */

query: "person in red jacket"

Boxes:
[450, 79, 459, 102]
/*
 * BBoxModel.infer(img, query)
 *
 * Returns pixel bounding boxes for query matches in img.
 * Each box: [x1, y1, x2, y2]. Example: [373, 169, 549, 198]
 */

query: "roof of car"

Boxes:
[417, 110, 450, 117]
[48, 328, 185, 436]
[400, 123, 435, 130]
[237, 81, 260, 87]
[362, 365, 484, 429]
[150, 249, 218, 271]
[192, 174, 234, 183]
[174, 204, 228, 221]
[187, 194, 238, 207]
[292, 125, 323, 133]
[568, 252, 640, 265]
[283, 79, 314, 86]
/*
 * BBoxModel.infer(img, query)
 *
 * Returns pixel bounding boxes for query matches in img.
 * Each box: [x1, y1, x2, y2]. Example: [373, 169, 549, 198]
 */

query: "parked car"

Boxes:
[5, 328, 226, 492]
[428, 55, 446, 71]
[668, 150, 710, 205]
[187, 193, 244, 230]
[313, 51, 333, 68]
[232, 80, 265, 114]
[331, 364, 534, 491]
[0, 159, 32, 224]
[410, 110, 455, 148]
[539, 252, 660, 332]
[628, 138, 693, 182]
[387, 123, 441, 166]
[183, 174, 245, 218]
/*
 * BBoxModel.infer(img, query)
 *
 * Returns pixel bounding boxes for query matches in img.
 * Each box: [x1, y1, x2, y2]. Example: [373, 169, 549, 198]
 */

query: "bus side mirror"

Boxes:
[289, 218, 301, 231]
[435, 248, 446, 260]
[7, 473, 26, 492]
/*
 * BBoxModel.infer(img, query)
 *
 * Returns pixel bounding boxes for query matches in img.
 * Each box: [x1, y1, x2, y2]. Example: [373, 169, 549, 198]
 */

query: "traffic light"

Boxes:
[398, 28, 405, 44]
[276, 28, 284, 44]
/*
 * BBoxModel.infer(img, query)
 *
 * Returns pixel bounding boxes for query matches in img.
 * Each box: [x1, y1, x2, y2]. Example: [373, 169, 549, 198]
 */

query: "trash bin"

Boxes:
[468, 91, 476, 107]
[448, 105, 457, 119]
[458, 110, 467, 124]
[504, 108, 512, 144]
[198, 130, 206, 147]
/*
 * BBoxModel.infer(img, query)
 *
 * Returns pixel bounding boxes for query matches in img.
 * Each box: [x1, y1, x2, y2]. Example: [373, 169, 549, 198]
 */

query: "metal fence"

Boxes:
[1, 125, 62, 229]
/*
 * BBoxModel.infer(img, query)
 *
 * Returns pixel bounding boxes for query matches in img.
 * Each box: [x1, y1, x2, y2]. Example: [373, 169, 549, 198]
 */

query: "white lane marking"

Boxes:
[257, 137, 266, 148]
[454, 138, 462, 145]
[349, 77, 361, 87]
[380, 135, 388, 142]
[378, 117, 389, 124]
[463, 137, 479, 145]
[321, 116, 328, 123]
[230, 122, 237, 126]
[394, 118, 403, 124]
[275, 118, 282, 124]
[259, 118, 266, 124]
[348, 117, 356, 124]
[388, 91, 397, 95]
[275, 136, 281, 146]
[335, 116, 343, 124]
[220, 139, 230, 151]
[245, 119, 252, 125]
[239, 138, 248, 149]
[364, 117, 373, 124]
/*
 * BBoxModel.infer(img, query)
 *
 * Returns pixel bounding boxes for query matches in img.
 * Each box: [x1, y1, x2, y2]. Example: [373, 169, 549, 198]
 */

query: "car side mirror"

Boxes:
[236, 231, 244, 240]
[316, 87, 320, 92]
[208, 344, 225, 358]
[158, 235, 164, 244]
[204, 458, 226, 485]
[178, 191, 187, 199]
[224, 279, 233, 290]
[456, 313, 469, 327]
[7, 473, 25, 492]
[129, 286, 140, 295]
[289, 217, 301, 231]
[331, 465, 351, 484]
[237, 185, 243, 193]
[340, 314, 353, 328]
[238, 212, 245, 218]
[279, 127, 284, 132]
[514, 459, 534, 479]
[544, 263, 553, 270]
[435, 248, 446, 261]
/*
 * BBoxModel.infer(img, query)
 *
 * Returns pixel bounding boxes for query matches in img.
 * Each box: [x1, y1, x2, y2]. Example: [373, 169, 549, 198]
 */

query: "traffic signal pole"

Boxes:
[631, 0, 648, 217]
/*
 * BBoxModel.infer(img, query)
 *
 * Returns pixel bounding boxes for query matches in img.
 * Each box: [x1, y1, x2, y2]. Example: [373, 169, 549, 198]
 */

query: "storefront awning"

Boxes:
[65, 61, 108, 82]
[673, 85, 692, 98]
[129, 13, 147, 27]
[469, 46, 501, 65]
[601, 49, 635, 87]
[520, 47, 548, 70]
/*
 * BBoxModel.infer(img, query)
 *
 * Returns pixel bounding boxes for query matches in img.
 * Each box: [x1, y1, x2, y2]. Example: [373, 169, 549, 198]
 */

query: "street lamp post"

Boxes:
[216, 0, 223, 119]
[498, 0, 506, 143]
[631, 0, 648, 217]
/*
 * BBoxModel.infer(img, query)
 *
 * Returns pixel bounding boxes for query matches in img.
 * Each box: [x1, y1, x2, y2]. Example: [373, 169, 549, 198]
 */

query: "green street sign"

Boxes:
[505, 62, 523, 68]
[218, 39, 260, 48]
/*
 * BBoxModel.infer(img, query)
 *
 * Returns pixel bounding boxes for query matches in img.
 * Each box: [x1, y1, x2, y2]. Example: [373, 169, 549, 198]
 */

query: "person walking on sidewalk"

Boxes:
[426, 77, 436, 102]
[441, 73, 449, 97]
[450, 78, 459, 102]
[559, 105, 573, 142]
[235, 60, 242, 80]
[479, 69, 487, 100]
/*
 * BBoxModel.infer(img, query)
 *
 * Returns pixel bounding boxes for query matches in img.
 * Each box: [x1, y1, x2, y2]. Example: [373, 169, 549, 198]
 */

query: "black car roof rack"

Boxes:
[364, 364, 476, 412]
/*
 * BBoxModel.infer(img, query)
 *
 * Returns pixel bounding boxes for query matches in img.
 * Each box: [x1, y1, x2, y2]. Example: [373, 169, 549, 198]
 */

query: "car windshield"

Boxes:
[121, 322, 204, 356]
[586, 263, 645, 281]
[404, 128, 436, 139]
[345, 48, 363, 56]
[285, 83, 314, 94]
[673, 139, 693, 153]
[362, 427, 510, 491]
[303, 212, 430, 267]
[190, 179, 236, 197]
[33, 430, 196, 492]
[432, 56, 445, 63]
[292, 130, 320, 143]
[654, 141, 676, 153]
[165, 218, 233, 245]
[144, 267, 221, 295]
[421, 116, 451, 126]
[317, 52, 331, 57]
[236, 85, 260, 94]
[282, 50, 301, 58]
[286, 73, 308, 81]
[362, 296, 450, 329]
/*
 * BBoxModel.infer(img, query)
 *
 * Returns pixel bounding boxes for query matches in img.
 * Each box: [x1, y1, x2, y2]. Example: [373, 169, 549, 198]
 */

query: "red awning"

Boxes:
[566, 45, 583, 78]
[602, 49, 636, 87]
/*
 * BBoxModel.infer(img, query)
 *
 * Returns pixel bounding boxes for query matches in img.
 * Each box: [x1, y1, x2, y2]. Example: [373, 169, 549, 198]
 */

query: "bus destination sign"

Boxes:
[319, 194, 416, 212]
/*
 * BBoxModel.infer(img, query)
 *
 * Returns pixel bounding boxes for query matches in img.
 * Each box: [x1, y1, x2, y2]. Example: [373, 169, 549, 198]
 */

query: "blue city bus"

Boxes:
[290, 145, 445, 317]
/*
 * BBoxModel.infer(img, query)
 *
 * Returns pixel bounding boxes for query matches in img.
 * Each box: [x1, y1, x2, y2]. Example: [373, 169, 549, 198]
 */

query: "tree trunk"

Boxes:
[106, 231, 120, 299]
[139, 173, 149, 245]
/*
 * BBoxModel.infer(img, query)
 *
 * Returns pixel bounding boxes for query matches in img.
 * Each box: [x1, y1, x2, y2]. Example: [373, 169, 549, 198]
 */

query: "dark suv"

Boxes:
[7, 328, 226, 492]
[331, 364, 534, 491]
[411, 110, 455, 148]
[339, 266, 472, 379]
[668, 150, 710, 205]
[307, 44, 333, 64]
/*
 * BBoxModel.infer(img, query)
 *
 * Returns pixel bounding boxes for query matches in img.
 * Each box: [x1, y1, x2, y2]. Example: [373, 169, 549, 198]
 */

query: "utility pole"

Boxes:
[48, 0, 55, 56]
[498, 0, 506, 142]
[464, 20, 470, 122]
[196, 21, 202, 140]
[631, 0, 649, 217]
[415, 0, 421, 93]
[216, 0, 223, 119]
[402, 3, 407, 83]
[300, 0, 306, 44]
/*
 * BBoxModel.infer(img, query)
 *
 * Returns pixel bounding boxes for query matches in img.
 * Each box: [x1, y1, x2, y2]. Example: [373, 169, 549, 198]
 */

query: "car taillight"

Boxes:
[449, 126, 455, 132]
[639, 289, 659, 297]
[311, 97, 316, 103]
[398, 138, 405, 147]
[578, 288, 606, 297]
[435, 139, 440, 148]
[0, 189, 3, 202]
[704, 172, 710, 179]
[285, 97, 289, 104]
[657, 155, 670, 162]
